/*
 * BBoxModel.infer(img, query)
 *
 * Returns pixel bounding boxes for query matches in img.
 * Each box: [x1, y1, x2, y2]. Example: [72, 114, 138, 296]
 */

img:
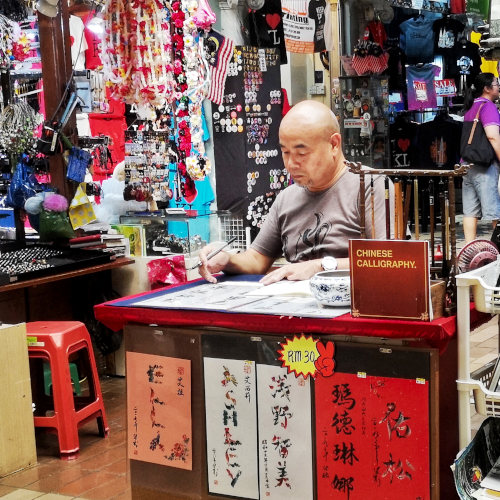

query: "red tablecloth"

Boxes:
[94, 278, 492, 352]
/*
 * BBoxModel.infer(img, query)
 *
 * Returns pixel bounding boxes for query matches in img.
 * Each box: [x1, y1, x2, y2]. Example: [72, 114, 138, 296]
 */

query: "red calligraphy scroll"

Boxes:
[315, 373, 429, 499]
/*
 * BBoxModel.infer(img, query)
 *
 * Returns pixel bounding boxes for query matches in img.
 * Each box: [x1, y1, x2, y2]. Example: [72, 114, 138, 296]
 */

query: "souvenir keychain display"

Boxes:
[212, 46, 285, 222]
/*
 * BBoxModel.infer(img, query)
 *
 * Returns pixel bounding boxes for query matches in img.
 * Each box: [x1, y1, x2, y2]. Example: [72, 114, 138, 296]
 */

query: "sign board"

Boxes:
[349, 239, 431, 321]
[434, 79, 457, 96]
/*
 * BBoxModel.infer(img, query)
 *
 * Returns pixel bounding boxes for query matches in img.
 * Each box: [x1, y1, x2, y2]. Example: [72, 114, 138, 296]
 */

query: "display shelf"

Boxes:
[457, 259, 500, 448]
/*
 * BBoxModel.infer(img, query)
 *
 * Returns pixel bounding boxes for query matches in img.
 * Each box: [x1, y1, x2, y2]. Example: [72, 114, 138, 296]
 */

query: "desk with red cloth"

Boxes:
[94, 275, 490, 500]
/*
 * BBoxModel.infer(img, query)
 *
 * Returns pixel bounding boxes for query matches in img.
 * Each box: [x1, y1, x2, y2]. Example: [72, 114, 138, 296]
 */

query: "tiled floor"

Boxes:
[0, 376, 130, 500]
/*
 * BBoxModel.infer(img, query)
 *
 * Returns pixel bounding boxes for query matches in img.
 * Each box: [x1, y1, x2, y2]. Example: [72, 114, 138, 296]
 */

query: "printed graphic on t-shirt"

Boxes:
[457, 55, 473, 74]
[414, 80, 428, 102]
[286, 212, 331, 261]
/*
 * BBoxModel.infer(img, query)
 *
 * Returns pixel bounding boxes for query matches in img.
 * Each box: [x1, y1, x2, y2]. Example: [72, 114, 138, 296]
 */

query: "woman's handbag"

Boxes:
[460, 102, 496, 167]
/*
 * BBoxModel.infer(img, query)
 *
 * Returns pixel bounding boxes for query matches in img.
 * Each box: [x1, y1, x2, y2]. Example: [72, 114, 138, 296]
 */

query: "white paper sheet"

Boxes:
[131, 280, 349, 318]
[203, 357, 259, 499]
[257, 364, 314, 500]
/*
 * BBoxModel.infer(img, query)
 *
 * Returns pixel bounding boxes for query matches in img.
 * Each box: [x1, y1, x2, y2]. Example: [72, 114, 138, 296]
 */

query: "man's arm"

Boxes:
[198, 246, 274, 283]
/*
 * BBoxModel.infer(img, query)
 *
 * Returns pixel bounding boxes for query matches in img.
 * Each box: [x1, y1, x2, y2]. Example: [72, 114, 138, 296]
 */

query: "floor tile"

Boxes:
[0, 490, 44, 499]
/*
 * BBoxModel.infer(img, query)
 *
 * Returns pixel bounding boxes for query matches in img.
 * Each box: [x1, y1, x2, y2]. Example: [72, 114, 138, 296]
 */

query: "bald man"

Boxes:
[198, 100, 391, 284]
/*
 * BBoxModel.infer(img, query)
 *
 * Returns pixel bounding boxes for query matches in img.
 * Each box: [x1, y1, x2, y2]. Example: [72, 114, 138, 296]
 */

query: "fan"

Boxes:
[457, 239, 499, 273]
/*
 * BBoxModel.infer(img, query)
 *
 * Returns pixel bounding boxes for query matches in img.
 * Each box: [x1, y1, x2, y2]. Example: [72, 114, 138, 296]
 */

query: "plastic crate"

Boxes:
[456, 260, 500, 314]
[461, 359, 500, 417]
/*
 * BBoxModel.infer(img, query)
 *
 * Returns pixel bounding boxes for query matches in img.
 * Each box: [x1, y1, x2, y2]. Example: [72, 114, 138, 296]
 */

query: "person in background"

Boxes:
[198, 100, 392, 285]
[461, 72, 500, 243]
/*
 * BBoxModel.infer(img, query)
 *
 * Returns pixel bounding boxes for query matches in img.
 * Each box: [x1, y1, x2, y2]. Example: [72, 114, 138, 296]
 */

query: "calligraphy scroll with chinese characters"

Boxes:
[204, 358, 259, 498]
[126, 352, 192, 470]
[315, 373, 430, 499]
[257, 364, 314, 499]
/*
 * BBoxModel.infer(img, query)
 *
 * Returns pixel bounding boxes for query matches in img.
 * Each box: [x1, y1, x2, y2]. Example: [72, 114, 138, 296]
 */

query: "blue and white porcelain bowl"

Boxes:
[310, 270, 351, 307]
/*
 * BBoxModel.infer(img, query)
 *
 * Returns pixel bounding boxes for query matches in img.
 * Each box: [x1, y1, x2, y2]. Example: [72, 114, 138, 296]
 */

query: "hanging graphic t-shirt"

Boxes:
[406, 64, 440, 111]
[389, 118, 419, 168]
[414, 116, 463, 169]
[244, 0, 287, 64]
[308, 0, 328, 52]
[432, 17, 465, 54]
[446, 40, 481, 90]
[69, 15, 88, 71]
[399, 16, 436, 63]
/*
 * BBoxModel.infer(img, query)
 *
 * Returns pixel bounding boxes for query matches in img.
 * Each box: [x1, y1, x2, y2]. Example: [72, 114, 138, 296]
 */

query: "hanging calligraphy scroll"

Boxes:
[257, 364, 314, 499]
[315, 373, 430, 499]
[203, 357, 259, 499]
[126, 352, 192, 470]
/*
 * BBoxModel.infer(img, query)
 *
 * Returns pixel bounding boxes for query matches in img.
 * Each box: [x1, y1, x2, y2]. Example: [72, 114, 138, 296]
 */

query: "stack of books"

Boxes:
[69, 233, 129, 258]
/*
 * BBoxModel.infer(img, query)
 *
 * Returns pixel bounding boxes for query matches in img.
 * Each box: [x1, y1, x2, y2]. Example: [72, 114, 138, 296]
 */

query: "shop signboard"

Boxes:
[434, 79, 457, 97]
[349, 239, 431, 321]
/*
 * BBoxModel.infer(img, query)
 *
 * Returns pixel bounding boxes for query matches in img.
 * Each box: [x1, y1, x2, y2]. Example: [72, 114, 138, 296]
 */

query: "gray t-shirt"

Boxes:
[251, 168, 390, 261]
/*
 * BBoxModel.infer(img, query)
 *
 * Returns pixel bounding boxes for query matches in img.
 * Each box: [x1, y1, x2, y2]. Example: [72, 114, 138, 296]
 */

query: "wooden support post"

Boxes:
[38, 2, 75, 200]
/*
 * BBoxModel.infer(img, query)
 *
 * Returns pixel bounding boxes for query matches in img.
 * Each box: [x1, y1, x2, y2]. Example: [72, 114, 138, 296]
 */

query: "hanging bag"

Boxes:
[66, 147, 91, 183]
[460, 102, 496, 167]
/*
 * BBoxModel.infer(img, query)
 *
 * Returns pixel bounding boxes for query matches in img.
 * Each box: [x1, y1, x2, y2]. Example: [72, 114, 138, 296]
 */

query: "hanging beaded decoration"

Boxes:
[0, 14, 14, 69]
[0, 100, 42, 155]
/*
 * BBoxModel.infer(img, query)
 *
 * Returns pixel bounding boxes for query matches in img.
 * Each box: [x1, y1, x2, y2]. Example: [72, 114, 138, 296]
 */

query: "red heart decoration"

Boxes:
[397, 138, 410, 152]
[70, 35, 75, 46]
[265, 13, 281, 30]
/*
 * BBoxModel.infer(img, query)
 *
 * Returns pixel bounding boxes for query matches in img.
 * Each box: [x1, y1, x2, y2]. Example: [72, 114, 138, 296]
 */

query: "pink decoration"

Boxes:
[43, 193, 69, 212]
[193, 0, 216, 31]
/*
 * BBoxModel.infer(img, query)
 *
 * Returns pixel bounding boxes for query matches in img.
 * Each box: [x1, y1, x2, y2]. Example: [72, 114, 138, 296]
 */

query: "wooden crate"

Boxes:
[0, 323, 36, 476]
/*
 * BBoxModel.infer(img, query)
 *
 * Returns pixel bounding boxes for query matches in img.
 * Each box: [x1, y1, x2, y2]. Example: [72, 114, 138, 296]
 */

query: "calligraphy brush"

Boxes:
[403, 179, 412, 240]
[359, 171, 366, 239]
[370, 175, 375, 239]
[384, 176, 390, 239]
[414, 178, 419, 240]
[394, 178, 401, 239]
[439, 191, 449, 278]
[429, 179, 435, 266]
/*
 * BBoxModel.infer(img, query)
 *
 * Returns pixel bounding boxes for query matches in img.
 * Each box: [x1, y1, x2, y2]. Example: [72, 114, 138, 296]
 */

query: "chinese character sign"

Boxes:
[204, 358, 259, 499]
[257, 364, 314, 500]
[126, 352, 192, 470]
[315, 373, 430, 499]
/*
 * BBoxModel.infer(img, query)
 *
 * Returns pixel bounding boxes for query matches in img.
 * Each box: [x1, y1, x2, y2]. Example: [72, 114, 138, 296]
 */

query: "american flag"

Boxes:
[206, 31, 235, 105]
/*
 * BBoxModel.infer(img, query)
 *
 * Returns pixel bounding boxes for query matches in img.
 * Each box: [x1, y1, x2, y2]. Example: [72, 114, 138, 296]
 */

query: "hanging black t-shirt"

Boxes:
[308, 0, 327, 52]
[445, 40, 481, 90]
[432, 17, 465, 54]
[244, 0, 287, 64]
[389, 117, 419, 168]
[414, 115, 463, 169]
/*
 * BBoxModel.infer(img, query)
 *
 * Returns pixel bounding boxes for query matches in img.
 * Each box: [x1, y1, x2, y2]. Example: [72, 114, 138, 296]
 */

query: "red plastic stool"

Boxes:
[26, 321, 109, 458]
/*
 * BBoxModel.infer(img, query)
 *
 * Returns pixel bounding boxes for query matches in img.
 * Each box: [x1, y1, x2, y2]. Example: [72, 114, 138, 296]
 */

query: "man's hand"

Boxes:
[259, 260, 322, 285]
[197, 243, 230, 284]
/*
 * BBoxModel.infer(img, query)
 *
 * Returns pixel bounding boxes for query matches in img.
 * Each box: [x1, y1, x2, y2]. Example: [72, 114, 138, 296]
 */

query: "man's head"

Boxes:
[279, 100, 344, 192]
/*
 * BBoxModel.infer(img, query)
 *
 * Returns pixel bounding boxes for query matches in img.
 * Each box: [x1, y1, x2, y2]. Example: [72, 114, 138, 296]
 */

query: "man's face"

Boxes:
[279, 123, 340, 192]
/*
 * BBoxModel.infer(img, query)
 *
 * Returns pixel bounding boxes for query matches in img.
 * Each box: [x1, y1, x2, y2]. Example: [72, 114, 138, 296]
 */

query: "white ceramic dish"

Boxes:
[309, 270, 351, 307]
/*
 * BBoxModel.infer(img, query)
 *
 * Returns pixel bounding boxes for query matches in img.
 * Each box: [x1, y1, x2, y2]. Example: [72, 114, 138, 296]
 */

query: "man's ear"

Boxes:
[330, 132, 342, 154]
